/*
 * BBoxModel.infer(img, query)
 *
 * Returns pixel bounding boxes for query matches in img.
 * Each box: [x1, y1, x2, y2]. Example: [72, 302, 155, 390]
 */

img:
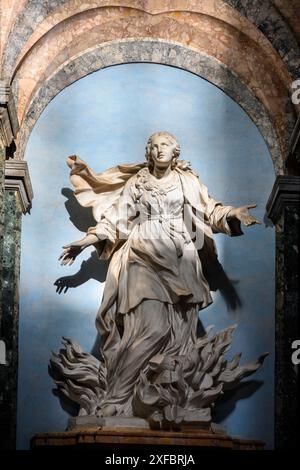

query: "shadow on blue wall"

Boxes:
[213, 380, 264, 423]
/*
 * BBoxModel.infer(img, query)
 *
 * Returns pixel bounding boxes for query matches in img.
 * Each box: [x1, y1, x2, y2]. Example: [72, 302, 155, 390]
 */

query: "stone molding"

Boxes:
[0, 107, 13, 148]
[4, 159, 33, 213]
[31, 427, 265, 450]
[266, 175, 300, 223]
[290, 115, 300, 163]
[0, 81, 19, 148]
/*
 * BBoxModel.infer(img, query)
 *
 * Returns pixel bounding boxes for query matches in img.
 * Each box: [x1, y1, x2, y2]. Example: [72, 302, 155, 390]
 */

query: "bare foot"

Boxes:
[96, 404, 117, 417]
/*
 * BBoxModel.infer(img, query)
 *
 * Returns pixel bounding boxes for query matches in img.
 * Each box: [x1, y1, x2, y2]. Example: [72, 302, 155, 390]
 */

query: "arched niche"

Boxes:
[17, 61, 275, 449]
[15, 39, 287, 175]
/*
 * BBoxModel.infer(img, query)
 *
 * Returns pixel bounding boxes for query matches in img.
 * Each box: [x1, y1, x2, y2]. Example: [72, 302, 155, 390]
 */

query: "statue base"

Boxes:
[68, 415, 150, 430]
[31, 426, 264, 450]
[67, 415, 223, 432]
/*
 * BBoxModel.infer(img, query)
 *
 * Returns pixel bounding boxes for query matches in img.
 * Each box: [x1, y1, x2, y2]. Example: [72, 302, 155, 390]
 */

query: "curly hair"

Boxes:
[145, 131, 180, 170]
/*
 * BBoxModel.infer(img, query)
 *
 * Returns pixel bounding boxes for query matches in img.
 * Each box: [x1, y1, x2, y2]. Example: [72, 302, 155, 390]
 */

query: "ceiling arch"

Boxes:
[2, 0, 299, 81]
[1, 0, 299, 175]
[9, 6, 295, 172]
[15, 39, 283, 175]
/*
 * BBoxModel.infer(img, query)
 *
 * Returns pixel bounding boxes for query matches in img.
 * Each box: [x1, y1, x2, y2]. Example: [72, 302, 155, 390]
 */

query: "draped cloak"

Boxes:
[67, 155, 242, 239]
[67, 155, 243, 407]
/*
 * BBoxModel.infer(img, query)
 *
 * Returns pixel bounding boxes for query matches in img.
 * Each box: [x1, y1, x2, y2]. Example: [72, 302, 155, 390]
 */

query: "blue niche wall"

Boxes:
[17, 63, 275, 449]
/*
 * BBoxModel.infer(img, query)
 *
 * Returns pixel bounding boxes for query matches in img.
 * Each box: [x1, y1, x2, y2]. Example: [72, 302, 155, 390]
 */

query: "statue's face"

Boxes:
[150, 135, 176, 169]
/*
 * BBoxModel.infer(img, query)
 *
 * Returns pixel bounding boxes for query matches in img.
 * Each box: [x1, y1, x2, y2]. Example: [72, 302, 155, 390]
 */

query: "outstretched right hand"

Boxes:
[59, 233, 101, 266]
[59, 240, 85, 266]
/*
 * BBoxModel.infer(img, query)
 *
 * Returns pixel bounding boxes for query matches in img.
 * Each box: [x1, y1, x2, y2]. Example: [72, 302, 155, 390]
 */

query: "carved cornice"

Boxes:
[4, 160, 33, 213]
[266, 176, 300, 223]
[0, 107, 13, 148]
[289, 114, 300, 164]
[0, 81, 19, 148]
[0, 83, 10, 102]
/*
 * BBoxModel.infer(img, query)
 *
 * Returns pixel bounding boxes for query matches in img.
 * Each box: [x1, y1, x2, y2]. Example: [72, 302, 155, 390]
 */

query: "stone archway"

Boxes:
[16, 39, 283, 175]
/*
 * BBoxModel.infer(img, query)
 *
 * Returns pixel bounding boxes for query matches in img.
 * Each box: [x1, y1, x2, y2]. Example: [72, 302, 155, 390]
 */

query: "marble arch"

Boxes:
[15, 39, 283, 174]
[0, 2, 298, 173]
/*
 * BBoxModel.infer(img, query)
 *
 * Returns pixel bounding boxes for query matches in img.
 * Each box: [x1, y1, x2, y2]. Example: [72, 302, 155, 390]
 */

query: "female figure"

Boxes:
[59, 132, 260, 417]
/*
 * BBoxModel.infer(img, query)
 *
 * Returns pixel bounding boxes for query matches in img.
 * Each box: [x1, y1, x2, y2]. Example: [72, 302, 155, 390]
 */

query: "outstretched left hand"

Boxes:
[230, 204, 262, 227]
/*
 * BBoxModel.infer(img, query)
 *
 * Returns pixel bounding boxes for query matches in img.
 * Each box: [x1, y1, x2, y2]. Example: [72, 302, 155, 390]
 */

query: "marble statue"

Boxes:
[50, 131, 267, 430]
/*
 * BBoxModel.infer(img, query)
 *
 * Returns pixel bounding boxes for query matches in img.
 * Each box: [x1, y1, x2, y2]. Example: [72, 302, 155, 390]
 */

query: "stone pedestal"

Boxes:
[31, 427, 264, 450]
[67, 415, 226, 434]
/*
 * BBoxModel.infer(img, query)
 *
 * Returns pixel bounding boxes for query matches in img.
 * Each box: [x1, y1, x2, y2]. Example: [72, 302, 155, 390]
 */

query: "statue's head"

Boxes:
[145, 131, 180, 171]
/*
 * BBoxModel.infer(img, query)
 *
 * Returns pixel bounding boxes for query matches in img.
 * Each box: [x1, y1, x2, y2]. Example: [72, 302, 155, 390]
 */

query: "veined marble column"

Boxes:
[267, 175, 300, 449]
[0, 160, 32, 450]
[0, 82, 33, 449]
[0, 144, 7, 448]
[0, 145, 4, 289]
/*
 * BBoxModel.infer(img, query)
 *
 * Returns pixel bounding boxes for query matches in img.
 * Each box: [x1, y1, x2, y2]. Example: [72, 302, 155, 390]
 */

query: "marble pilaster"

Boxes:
[0, 157, 33, 449]
[267, 176, 300, 448]
[0, 189, 22, 449]
[0, 109, 7, 447]
[0, 146, 4, 277]
[0, 87, 31, 446]
[0, 147, 5, 343]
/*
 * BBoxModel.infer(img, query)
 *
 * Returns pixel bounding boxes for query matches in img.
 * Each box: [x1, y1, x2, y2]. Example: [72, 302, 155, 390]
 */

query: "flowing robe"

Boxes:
[67, 157, 242, 413]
